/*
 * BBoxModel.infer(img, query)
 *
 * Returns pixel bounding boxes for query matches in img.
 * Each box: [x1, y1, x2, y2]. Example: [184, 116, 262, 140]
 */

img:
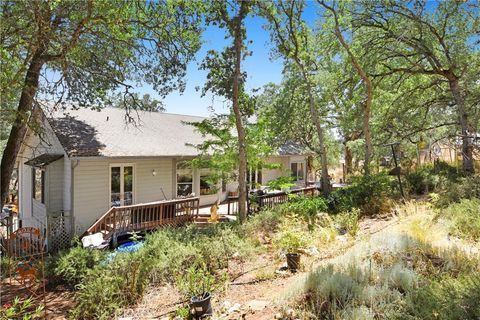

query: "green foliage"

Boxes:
[300, 235, 480, 319]
[328, 173, 396, 216]
[402, 274, 480, 320]
[441, 198, 480, 241]
[241, 208, 283, 237]
[71, 251, 152, 319]
[0, 256, 16, 279]
[68, 223, 257, 317]
[175, 265, 227, 298]
[335, 208, 360, 236]
[266, 176, 296, 191]
[404, 163, 460, 195]
[436, 176, 480, 208]
[273, 217, 309, 253]
[0, 296, 44, 320]
[280, 196, 328, 229]
[52, 246, 105, 288]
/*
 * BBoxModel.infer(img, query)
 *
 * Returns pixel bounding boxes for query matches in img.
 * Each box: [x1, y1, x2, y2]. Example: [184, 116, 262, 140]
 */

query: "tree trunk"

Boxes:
[320, 1, 373, 176]
[1, 54, 44, 207]
[448, 76, 474, 174]
[232, 5, 248, 223]
[363, 94, 373, 176]
[303, 73, 330, 195]
[345, 143, 353, 175]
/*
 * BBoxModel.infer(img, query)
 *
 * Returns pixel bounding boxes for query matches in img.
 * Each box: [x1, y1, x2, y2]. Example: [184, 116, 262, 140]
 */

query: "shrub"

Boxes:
[0, 297, 44, 320]
[401, 274, 480, 320]
[175, 265, 227, 299]
[404, 162, 460, 196]
[280, 196, 328, 229]
[241, 208, 283, 237]
[266, 176, 296, 191]
[273, 217, 309, 253]
[0, 256, 17, 279]
[436, 176, 480, 207]
[328, 173, 396, 216]
[71, 251, 151, 319]
[441, 198, 480, 241]
[52, 246, 105, 288]
[335, 208, 360, 236]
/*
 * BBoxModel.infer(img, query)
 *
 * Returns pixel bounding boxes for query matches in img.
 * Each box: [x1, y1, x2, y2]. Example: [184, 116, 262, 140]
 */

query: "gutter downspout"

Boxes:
[71, 159, 79, 234]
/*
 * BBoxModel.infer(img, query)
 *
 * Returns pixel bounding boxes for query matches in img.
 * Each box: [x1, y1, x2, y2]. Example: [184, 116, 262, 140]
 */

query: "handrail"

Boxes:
[249, 186, 316, 214]
[83, 197, 200, 240]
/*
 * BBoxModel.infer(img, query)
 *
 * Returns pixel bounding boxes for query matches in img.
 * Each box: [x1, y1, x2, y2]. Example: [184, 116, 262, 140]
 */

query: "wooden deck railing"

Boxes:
[84, 197, 200, 241]
[250, 186, 316, 213]
[227, 186, 317, 215]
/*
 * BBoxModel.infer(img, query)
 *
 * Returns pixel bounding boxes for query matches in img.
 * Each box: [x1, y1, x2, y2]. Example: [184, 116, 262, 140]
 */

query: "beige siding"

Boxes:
[135, 158, 173, 202]
[73, 158, 174, 233]
[73, 160, 109, 232]
[17, 117, 66, 227]
[261, 155, 308, 186]
[47, 158, 64, 212]
[262, 156, 290, 184]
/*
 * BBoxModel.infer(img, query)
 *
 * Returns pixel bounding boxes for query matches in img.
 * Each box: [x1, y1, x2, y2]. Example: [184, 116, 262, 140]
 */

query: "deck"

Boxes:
[83, 186, 318, 243]
[84, 197, 200, 242]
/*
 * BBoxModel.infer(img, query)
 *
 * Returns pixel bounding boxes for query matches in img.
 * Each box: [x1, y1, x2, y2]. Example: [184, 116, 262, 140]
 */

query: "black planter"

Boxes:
[286, 253, 300, 272]
[190, 292, 212, 319]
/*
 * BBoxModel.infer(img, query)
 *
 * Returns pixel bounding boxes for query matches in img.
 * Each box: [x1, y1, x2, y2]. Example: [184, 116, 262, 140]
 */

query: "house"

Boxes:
[14, 106, 310, 237]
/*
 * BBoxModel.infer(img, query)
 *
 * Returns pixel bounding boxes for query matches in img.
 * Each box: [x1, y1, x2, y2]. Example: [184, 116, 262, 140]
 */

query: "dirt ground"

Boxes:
[0, 279, 74, 319]
[5, 203, 471, 320]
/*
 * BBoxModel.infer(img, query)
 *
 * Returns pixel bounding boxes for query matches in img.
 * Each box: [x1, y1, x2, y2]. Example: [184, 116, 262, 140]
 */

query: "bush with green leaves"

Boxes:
[0, 256, 17, 279]
[51, 245, 106, 288]
[402, 274, 480, 320]
[280, 196, 328, 229]
[175, 264, 227, 299]
[273, 217, 310, 253]
[0, 297, 44, 320]
[328, 173, 396, 216]
[241, 208, 283, 237]
[71, 250, 152, 319]
[435, 175, 480, 208]
[404, 162, 460, 196]
[299, 235, 480, 320]
[440, 198, 480, 241]
[335, 208, 360, 236]
[266, 176, 296, 191]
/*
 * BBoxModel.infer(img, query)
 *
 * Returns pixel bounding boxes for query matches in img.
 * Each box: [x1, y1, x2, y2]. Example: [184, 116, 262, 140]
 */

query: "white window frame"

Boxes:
[109, 163, 135, 207]
[199, 168, 218, 196]
[176, 161, 194, 197]
[290, 161, 306, 183]
[32, 167, 45, 204]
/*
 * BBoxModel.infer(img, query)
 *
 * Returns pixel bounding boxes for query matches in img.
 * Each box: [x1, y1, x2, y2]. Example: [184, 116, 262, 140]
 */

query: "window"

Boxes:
[110, 165, 134, 207]
[200, 169, 217, 195]
[176, 162, 193, 197]
[290, 162, 305, 182]
[32, 168, 45, 203]
[247, 167, 262, 190]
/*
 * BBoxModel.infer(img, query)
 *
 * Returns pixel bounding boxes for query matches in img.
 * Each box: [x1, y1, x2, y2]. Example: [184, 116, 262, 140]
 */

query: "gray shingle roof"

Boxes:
[277, 141, 310, 156]
[48, 108, 207, 157]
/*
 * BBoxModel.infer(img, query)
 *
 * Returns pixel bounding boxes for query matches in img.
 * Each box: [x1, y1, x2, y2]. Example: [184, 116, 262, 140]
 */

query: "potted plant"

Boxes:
[274, 226, 307, 272]
[175, 266, 217, 319]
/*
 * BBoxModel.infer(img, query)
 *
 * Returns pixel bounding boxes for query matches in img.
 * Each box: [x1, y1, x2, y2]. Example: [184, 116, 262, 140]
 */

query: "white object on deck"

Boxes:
[82, 232, 105, 248]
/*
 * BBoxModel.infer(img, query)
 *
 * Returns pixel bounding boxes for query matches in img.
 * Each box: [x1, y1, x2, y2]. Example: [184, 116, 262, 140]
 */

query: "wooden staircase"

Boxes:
[83, 197, 200, 242]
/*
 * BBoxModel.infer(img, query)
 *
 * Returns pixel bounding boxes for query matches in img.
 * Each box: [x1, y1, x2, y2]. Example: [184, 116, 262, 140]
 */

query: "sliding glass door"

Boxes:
[110, 165, 134, 207]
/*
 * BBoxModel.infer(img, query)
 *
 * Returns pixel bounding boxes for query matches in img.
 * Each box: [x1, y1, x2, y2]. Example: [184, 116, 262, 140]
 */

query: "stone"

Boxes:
[246, 300, 269, 311]
[228, 303, 241, 313]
